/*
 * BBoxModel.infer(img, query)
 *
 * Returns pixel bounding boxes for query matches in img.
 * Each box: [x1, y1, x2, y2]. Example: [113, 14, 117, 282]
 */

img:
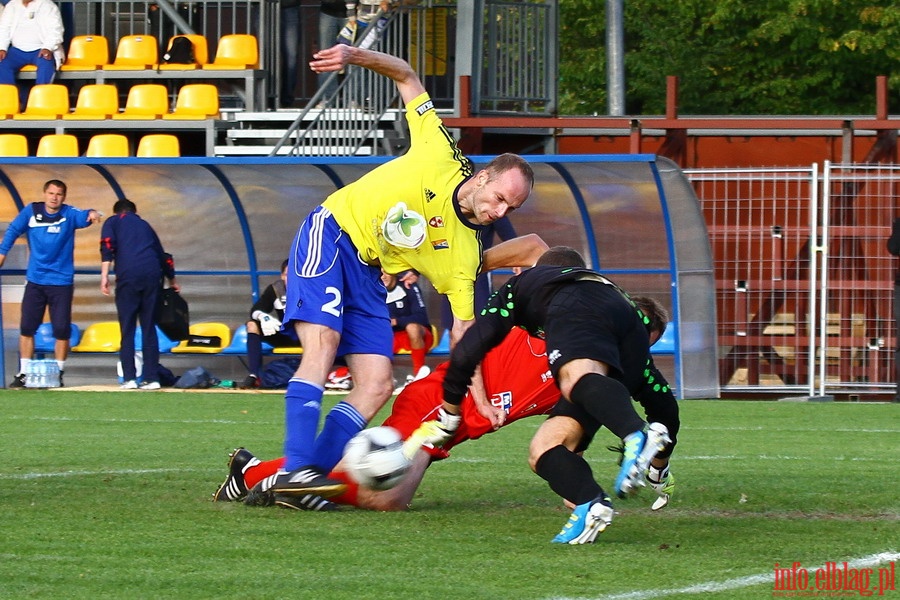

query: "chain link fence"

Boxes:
[686, 163, 900, 399]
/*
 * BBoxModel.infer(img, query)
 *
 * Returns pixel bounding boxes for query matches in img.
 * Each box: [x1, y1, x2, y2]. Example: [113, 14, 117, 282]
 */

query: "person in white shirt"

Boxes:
[0, 0, 64, 101]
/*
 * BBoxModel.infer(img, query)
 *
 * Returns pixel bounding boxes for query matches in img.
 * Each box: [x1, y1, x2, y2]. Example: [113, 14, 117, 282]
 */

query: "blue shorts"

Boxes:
[285, 206, 393, 357]
[20, 282, 73, 338]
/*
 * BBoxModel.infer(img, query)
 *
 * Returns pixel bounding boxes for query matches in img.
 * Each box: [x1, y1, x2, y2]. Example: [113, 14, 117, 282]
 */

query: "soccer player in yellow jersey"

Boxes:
[269, 45, 546, 497]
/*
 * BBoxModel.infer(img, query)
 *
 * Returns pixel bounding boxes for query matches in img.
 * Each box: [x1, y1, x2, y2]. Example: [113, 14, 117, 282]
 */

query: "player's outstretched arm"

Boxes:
[310, 45, 426, 105]
[482, 234, 549, 273]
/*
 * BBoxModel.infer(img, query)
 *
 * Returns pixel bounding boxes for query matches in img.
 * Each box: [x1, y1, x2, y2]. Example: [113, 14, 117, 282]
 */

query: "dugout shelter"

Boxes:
[0, 154, 717, 397]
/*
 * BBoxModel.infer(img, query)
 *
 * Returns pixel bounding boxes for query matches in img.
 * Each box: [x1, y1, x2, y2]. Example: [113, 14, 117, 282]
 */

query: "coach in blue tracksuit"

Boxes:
[100, 198, 178, 390]
[0, 179, 101, 387]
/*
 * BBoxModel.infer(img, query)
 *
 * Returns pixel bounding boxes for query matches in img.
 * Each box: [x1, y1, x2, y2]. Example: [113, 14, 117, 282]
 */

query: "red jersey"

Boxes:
[382, 327, 560, 459]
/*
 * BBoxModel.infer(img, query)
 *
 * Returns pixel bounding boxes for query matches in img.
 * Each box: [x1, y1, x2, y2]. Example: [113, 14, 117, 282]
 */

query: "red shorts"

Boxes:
[392, 327, 434, 354]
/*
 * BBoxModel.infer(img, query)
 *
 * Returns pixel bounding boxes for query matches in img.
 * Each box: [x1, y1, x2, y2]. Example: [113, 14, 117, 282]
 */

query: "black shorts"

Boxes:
[20, 282, 73, 338]
[544, 281, 648, 390]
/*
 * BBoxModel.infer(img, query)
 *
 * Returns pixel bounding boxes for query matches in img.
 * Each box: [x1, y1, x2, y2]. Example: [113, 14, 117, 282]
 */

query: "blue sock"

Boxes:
[283, 378, 324, 471]
[312, 401, 367, 472]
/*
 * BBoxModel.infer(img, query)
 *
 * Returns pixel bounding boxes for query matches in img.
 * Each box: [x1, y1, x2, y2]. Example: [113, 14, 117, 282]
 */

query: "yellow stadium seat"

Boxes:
[36, 134, 79, 157]
[112, 84, 169, 120]
[62, 84, 119, 120]
[202, 34, 258, 70]
[60, 35, 110, 71]
[86, 133, 130, 157]
[172, 322, 232, 353]
[162, 83, 219, 120]
[271, 345, 303, 355]
[0, 133, 28, 156]
[103, 35, 158, 70]
[137, 134, 180, 157]
[157, 34, 208, 70]
[0, 84, 20, 119]
[13, 84, 69, 120]
[72, 322, 122, 353]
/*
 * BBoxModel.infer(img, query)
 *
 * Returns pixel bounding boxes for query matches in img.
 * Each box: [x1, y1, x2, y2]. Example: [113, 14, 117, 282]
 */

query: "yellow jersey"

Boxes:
[322, 92, 482, 320]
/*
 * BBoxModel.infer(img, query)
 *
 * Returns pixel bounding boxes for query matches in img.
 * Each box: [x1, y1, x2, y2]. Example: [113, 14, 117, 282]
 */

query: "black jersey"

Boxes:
[442, 265, 663, 406]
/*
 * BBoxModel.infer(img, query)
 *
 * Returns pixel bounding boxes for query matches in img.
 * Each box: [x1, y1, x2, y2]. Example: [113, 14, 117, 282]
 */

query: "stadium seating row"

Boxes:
[0, 82, 219, 121]
[21, 33, 258, 74]
[0, 132, 180, 157]
[40, 322, 445, 357]
[14, 33, 263, 111]
[36, 320, 672, 369]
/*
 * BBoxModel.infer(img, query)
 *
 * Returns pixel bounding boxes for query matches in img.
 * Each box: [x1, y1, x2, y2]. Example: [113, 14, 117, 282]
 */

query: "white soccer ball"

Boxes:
[343, 426, 411, 491]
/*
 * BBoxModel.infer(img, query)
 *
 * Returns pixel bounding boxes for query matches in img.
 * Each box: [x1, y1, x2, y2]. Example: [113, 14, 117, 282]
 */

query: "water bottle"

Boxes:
[37, 361, 46, 388]
[47, 362, 60, 388]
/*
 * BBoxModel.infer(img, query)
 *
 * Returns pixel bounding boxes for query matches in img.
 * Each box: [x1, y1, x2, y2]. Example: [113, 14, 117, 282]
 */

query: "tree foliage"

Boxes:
[558, 0, 900, 115]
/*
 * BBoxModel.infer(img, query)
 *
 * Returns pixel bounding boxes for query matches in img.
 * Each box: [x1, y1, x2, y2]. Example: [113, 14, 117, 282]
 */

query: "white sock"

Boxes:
[19, 358, 30, 374]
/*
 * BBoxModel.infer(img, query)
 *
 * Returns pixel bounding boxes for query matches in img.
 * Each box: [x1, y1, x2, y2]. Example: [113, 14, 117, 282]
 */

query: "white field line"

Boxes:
[1, 467, 214, 480]
[683, 454, 899, 462]
[699, 426, 899, 433]
[547, 551, 900, 600]
[5, 415, 276, 425]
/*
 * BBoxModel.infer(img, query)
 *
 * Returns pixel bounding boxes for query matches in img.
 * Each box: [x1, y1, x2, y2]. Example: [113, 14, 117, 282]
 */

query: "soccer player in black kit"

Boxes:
[405, 246, 679, 544]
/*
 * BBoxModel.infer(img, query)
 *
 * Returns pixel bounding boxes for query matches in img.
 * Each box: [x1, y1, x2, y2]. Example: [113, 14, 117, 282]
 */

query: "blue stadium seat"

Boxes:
[220, 324, 275, 355]
[651, 322, 676, 355]
[34, 323, 81, 355]
[134, 325, 180, 354]
[430, 328, 451, 355]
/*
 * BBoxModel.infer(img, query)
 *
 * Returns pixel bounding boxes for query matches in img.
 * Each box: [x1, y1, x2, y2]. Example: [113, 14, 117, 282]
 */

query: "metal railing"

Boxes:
[271, 5, 408, 156]
[70, 0, 270, 62]
[64, 0, 273, 107]
[473, 0, 556, 115]
[271, 0, 557, 156]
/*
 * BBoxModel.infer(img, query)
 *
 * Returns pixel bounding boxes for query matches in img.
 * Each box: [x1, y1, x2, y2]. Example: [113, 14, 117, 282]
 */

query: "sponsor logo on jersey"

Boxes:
[29, 215, 67, 231]
[415, 99, 434, 115]
[431, 239, 449, 250]
[547, 349, 561, 365]
[490, 391, 513, 414]
[424, 188, 436, 201]
[428, 216, 444, 228]
[381, 202, 426, 249]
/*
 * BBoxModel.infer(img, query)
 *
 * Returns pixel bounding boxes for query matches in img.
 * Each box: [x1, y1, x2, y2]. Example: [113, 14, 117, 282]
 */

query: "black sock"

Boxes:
[534, 444, 604, 506]
[247, 331, 263, 375]
[569, 373, 644, 439]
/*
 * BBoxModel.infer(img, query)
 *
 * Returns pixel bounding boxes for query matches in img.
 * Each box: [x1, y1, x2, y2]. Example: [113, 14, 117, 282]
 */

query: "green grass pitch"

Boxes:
[1, 390, 897, 599]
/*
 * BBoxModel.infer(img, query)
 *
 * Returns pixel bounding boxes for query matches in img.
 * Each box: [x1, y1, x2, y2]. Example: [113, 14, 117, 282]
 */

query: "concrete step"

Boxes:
[226, 128, 387, 140]
[213, 145, 374, 157]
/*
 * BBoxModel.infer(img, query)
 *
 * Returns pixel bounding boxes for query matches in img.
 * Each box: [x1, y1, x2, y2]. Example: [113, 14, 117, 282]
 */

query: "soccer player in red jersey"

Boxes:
[214, 327, 560, 510]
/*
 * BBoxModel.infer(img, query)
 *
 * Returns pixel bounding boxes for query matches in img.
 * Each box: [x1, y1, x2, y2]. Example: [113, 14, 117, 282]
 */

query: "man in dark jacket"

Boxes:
[100, 199, 177, 390]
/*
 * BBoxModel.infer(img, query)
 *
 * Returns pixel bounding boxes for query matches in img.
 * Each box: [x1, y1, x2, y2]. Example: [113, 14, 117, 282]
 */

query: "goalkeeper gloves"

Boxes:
[402, 407, 461, 459]
[253, 311, 282, 337]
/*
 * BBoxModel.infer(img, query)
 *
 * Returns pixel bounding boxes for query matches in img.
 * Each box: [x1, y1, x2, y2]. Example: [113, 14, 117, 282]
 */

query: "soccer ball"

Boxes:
[343, 426, 411, 491]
